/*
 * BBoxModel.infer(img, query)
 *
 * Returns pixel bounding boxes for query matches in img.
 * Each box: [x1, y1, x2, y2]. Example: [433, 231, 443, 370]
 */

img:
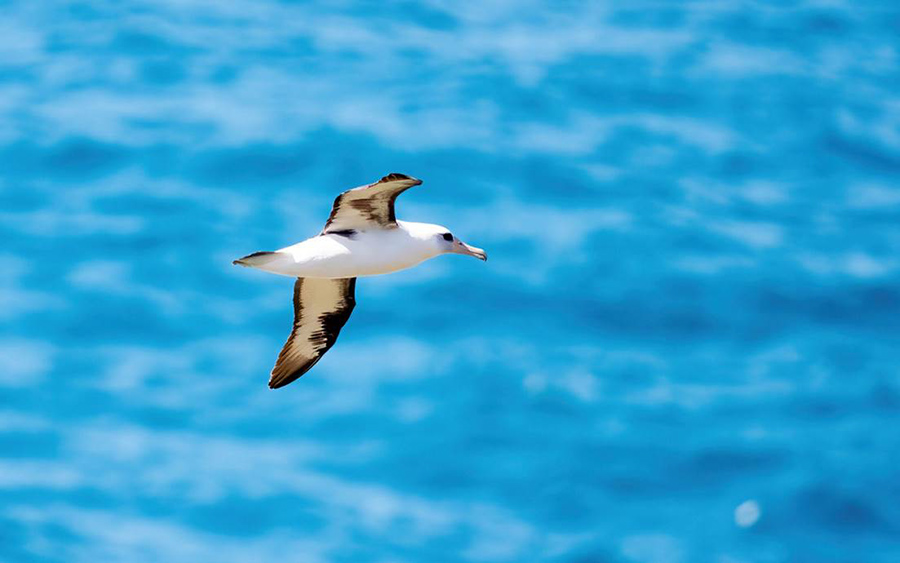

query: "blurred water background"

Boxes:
[1, 1, 900, 562]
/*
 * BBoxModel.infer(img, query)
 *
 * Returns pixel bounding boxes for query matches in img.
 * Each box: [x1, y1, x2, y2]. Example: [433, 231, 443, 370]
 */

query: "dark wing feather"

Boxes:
[269, 277, 356, 389]
[322, 173, 422, 233]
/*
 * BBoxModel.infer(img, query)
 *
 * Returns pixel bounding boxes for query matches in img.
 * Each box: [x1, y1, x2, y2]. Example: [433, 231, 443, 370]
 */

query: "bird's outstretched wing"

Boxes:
[322, 173, 422, 234]
[269, 277, 356, 388]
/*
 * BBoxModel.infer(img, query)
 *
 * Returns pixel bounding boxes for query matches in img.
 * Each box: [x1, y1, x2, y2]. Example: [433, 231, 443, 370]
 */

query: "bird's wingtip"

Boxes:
[268, 376, 289, 389]
[380, 172, 422, 186]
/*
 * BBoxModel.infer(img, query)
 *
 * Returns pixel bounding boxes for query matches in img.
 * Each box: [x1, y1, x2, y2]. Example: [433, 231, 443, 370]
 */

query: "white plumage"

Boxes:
[241, 221, 464, 278]
[234, 173, 486, 388]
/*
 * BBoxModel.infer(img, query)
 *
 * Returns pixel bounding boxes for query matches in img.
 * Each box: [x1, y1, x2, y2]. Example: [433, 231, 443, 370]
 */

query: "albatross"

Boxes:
[233, 173, 487, 388]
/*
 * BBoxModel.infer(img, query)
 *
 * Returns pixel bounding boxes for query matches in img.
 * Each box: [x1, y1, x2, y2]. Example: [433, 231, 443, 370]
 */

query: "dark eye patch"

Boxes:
[442, 233, 453, 241]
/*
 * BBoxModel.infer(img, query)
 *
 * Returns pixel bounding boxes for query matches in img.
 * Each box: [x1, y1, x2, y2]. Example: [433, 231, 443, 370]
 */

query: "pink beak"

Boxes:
[453, 239, 487, 261]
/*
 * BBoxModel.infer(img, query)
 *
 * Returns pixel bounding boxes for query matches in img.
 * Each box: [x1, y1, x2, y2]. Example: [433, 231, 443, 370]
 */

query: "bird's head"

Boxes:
[420, 223, 487, 261]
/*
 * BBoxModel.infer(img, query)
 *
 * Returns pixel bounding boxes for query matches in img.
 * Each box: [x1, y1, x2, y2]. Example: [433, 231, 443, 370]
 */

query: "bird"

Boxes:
[233, 173, 487, 389]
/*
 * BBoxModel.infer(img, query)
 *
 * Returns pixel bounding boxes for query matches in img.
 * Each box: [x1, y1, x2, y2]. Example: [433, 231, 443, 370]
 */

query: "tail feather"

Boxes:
[233, 251, 278, 267]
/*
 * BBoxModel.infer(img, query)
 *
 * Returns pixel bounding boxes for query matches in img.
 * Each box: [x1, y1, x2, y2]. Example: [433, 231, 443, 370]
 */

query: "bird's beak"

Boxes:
[453, 239, 488, 261]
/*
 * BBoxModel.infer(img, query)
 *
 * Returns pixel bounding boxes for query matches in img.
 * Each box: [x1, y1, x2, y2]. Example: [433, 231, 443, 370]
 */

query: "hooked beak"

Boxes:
[453, 239, 488, 261]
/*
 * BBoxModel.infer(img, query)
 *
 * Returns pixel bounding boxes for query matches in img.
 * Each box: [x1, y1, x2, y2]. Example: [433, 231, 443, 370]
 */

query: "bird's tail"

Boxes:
[233, 251, 279, 268]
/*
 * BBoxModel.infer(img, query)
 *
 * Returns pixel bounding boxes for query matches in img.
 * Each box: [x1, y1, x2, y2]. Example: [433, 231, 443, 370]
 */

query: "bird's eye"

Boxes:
[442, 232, 453, 241]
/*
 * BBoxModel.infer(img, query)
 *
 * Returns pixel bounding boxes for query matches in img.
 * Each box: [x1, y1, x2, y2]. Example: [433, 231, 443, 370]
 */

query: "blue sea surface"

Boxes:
[1, 1, 899, 562]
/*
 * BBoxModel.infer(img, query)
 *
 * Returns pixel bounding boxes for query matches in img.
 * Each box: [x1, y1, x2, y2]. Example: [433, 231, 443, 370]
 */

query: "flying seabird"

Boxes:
[233, 173, 487, 388]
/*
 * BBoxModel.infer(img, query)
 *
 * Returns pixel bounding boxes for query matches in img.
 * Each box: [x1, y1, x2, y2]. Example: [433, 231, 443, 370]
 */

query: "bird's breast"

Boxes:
[340, 230, 434, 276]
[271, 230, 435, 278]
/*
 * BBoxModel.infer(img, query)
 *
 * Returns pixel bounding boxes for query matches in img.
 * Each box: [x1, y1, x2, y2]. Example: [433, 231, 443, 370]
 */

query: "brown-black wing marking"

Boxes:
[322, 173, 422, 234]
[269, 277, 356, 389]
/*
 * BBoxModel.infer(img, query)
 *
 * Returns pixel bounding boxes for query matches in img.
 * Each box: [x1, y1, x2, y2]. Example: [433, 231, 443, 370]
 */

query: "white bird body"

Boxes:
[249, 221, 446, 279]
[233, 173, 486, 388]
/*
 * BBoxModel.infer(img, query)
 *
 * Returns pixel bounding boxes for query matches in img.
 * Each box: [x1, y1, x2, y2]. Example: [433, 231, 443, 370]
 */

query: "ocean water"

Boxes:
[1, 1, 899, 561]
